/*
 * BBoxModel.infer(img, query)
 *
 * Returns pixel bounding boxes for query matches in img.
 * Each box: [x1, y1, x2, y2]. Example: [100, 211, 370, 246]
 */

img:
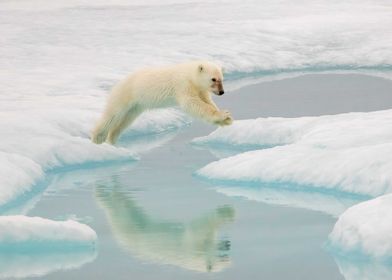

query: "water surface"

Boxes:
[8, 74, 392, 280]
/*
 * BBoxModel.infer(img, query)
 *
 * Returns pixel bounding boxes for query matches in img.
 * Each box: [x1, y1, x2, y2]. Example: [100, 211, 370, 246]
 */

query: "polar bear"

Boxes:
[91, 60, 233, 144]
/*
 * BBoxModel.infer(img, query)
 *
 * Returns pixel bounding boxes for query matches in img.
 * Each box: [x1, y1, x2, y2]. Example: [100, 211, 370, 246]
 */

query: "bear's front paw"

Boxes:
[221, 115, 233, 126]
[215, 110, 233, 126]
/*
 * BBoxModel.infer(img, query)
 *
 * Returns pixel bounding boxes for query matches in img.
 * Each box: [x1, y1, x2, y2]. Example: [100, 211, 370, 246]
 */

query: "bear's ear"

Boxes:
[198, 64, 204, 73]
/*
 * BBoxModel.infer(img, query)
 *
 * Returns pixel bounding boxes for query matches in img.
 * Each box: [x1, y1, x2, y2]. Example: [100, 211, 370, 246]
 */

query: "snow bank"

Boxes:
[0, 216, 97, 248]
[329, 194, 392, 259]
[193, 110, 392, 150]
[0, 153, 43, 208]
[1, 0, 391, 78]
[196, 110, 392, 197]
[198, 143, 392, 197]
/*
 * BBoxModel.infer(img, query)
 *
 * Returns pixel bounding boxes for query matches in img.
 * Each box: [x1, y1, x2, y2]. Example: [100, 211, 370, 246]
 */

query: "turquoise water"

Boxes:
[4, 74, 392, 279]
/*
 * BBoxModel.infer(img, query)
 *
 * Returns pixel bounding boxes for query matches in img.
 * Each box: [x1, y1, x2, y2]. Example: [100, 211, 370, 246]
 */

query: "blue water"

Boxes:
[4, 74, 392, 279]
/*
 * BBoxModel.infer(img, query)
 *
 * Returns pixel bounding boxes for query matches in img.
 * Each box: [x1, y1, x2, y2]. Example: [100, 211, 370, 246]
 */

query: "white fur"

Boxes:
[91, 61, 232, 144]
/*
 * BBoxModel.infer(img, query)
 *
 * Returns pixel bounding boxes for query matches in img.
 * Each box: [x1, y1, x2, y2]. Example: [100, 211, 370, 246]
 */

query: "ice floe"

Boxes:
[196, 110, 392, 197]
[0, 215, 97, 248]
[193, 110, 392, 150]
[329, 194, 392, 260]
[0, 216, 97, 278]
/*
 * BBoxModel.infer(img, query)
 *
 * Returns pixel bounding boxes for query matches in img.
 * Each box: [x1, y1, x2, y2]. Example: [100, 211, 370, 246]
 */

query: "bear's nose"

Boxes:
[219, 90, 224, 95]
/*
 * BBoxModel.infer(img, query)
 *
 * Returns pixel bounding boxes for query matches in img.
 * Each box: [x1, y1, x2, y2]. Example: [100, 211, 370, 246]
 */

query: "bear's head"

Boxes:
[194, 61, 225, 96]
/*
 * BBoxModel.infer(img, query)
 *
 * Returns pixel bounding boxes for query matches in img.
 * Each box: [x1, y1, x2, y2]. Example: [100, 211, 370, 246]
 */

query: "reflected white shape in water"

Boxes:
[95, 184, 234, 272]
[216, 186, 363, 217]
[334, 257, 392, 280]
[0, 250, 97, 279]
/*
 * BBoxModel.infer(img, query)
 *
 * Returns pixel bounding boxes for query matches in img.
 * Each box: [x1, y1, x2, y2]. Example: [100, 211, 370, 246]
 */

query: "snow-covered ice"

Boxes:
[1, 0, 392, 79]
[1, 0, 391, 207]
[0, 215, 97, 248]
[1, 0, 392, 270]
[193, 110, 392, 150]
[0, 216, 97, 278]
[196, 110, 392, 197]
[329, 194, 392, 260]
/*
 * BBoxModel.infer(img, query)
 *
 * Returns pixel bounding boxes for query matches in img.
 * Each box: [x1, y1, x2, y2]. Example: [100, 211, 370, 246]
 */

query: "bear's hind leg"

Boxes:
[91, 114, 117, 144]
[106, 106, 142, 144]
[91, 103, 132, 144]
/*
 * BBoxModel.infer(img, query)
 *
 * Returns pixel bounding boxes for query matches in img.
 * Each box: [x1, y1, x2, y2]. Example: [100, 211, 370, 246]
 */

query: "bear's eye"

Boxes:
[211, 78, 216, 82]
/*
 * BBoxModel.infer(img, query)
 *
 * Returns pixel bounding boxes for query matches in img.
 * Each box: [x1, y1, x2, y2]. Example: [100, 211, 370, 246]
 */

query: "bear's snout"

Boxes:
[218, 90, 224, 95]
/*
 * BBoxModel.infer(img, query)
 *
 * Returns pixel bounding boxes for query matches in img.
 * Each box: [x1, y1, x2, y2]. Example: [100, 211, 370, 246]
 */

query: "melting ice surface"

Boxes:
[195, 110, 392, 197]
[1, 0, 392, 279]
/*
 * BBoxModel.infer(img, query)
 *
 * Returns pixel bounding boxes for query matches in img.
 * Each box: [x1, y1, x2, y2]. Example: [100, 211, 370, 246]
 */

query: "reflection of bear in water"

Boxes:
[91, 61, 233, 144]
[95, 183, 235, 272]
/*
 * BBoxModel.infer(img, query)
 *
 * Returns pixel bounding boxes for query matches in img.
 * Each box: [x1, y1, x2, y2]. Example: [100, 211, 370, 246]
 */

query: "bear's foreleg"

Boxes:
[178, 96, 232, 126]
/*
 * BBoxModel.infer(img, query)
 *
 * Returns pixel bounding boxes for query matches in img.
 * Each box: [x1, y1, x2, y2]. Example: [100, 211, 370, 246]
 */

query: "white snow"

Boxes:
[0, 216, 97, 278]
[193, 110, 392, 150]
[0, 215, 97, 247]
[196, 110, 392, 197]
[1, 0, 391, 208]
[329, 194, 392, 259]
[1, 0, 392, 79]
[1, 0, 392, 265]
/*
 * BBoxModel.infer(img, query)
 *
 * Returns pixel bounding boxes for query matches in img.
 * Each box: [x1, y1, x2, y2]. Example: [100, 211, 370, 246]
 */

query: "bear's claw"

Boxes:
[215, 110, 233, 126]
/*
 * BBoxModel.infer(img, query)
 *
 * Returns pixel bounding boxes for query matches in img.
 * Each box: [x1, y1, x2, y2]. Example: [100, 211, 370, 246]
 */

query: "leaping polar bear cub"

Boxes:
[91, 60, 233, 144]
